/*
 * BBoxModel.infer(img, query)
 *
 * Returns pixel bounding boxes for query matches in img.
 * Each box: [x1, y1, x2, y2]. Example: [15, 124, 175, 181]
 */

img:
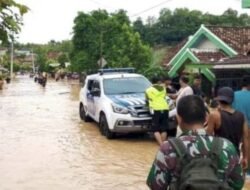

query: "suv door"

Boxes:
[86, 79, 95, 117]
[90, 80, 102, 121]
[87, 80, 101, 120]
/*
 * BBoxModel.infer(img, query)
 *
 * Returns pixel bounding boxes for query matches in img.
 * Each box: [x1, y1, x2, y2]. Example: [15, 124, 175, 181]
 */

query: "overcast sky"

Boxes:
[16, 0, 248, 44]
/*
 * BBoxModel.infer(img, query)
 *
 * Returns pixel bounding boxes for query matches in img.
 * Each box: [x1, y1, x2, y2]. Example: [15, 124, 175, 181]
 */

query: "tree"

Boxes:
[71, 9, 151, 73]
[133, 8, 250, 46]
[133, 18, 146, 38]
[14, 40, 73, 72]
[3, 61, 20, 72]
[0, 0, 28, 43]
[35, 46, 47, 72]
[221, 9, 240, 26]
[133, 17, 154, 45]
[57, 53, 69, 68]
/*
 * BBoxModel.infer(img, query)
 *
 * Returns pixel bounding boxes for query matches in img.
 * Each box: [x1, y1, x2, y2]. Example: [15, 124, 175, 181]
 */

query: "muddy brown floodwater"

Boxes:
[1, 76, 250, 190]
[0, 76, 158, 190]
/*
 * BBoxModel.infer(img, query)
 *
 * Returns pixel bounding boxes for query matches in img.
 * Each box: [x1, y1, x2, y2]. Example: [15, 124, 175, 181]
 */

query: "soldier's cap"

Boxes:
[215, 87, 234, 104]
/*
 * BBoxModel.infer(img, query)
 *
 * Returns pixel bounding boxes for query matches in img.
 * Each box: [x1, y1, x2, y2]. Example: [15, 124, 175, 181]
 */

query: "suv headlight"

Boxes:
[112, 104, 129, 114]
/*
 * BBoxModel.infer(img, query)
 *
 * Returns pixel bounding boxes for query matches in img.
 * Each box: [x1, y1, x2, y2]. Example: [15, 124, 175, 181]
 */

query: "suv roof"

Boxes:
[87, 73, 143, 80]
[86, 68, 144, 80]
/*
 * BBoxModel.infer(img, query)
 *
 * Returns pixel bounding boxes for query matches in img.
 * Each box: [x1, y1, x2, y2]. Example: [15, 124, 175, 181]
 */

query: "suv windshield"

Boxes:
[103, 77, 151, 95]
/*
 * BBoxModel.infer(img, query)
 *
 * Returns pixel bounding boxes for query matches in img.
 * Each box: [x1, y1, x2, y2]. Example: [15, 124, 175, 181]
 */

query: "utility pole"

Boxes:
[31, 49, 35, 73]
[100, 31, 103, 68]
[10, 39, 14, 79]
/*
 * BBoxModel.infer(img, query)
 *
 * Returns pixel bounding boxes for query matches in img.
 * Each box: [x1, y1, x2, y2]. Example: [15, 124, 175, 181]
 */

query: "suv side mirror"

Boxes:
[91, 88, 101, 97]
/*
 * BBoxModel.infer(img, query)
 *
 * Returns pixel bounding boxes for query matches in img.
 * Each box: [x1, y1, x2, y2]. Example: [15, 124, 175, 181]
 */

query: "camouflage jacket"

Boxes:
[147, 130, 244, 190]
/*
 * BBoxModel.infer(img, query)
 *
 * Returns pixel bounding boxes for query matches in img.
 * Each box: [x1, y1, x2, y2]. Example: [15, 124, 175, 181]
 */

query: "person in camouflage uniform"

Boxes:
[147, 95, 244, 190]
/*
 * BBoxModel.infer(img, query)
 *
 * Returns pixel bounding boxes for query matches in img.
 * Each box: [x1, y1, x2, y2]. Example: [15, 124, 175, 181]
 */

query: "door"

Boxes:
[86, 79, 95, 117]
[91, 80, 101, 121]
[87, 80, 101, 119]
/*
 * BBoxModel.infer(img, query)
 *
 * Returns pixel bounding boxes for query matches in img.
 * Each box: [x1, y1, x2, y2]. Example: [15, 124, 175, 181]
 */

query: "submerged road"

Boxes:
[0, 76, 249, 190]
[0, 76, 158, 190]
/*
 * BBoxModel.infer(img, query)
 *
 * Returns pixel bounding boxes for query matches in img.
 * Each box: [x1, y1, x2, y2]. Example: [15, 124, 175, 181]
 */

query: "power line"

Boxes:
[87, 0, 115, 9]
[131, 0, 173, 18]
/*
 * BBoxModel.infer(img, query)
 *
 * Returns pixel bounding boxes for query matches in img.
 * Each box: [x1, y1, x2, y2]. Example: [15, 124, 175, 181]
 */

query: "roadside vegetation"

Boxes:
[1, 4, 250, 78]
[133, 8, 250, 45]
[0, 0, 28, 43]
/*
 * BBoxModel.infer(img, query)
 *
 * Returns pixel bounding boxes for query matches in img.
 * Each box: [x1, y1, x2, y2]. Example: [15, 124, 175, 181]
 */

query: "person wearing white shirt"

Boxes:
[169, 75, 193, 117]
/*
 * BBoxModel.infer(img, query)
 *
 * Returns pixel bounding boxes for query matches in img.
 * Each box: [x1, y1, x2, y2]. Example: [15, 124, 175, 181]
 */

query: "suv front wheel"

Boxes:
[79, 103, 91, 122]
[99, 113, 115, 139]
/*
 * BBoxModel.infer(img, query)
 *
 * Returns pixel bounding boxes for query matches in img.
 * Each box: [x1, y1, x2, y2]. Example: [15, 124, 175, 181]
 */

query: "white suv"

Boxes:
[79, 68, 152, 139]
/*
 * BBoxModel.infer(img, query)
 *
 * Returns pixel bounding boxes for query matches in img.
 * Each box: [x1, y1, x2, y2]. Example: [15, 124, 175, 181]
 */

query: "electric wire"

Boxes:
[131, 0, 173, 18]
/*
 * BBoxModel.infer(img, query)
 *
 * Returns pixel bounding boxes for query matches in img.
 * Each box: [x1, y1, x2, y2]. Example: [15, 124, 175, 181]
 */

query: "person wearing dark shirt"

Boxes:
[191, 74, 204, 97]
[207, 87, 248, 172]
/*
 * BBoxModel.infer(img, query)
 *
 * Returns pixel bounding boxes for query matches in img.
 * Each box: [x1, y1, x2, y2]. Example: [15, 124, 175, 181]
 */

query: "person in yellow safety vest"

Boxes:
[146, 76, 169, 146]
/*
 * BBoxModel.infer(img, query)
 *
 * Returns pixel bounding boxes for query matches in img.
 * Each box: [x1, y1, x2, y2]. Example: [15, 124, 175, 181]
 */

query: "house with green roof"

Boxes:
[163, 25, 250, 93]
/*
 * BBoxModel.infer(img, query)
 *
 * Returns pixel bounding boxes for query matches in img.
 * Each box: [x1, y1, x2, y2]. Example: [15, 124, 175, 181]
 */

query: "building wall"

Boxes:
[191, 39, 218, 52]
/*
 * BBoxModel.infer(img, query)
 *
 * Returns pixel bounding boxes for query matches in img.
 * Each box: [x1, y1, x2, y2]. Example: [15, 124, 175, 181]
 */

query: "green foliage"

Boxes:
[0, 54, 9, 66]
[71, 9, 152, 73]
[133, 8, 250, 45]
[151, 47, 168, 66]
[43, 59, 56, 73]
[3, 61, 20, 72]
[0, 0, 29, 43]
[46, 40, 73, 52]
[21, 64, 32, 71]
[15, 40, 73, 72]
[57, 53, 69, 68]
[144, 47, 168, 78]
[69, 51, 89, 71]
[35, 47, 47, 72]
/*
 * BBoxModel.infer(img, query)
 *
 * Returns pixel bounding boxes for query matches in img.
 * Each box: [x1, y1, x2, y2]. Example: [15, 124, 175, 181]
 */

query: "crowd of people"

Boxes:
[34, 72, 47, 87]
[145, 74, 250, 190]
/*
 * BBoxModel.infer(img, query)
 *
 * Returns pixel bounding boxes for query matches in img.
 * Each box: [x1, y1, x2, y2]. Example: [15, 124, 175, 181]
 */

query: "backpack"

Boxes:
[168, 137, 233, 190]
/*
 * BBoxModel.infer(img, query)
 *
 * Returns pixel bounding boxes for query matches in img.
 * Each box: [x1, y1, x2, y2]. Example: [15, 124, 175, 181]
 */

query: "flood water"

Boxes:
[0, 76, 157, 190]
[1, 76, 249, 190]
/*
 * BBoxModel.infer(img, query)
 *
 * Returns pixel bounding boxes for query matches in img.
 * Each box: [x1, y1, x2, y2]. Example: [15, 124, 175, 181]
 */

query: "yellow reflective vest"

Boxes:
[145, 85, 169, 111]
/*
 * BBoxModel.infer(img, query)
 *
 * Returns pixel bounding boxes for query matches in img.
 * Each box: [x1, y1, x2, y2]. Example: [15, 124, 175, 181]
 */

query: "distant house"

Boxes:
[47, 51, 62, 60]
[15, 49, 31, 56]
[0, 48, 8, 57]
[164, 25, 250, 93]
[22, 53, 37, 66]
[14, 50, 37, 67]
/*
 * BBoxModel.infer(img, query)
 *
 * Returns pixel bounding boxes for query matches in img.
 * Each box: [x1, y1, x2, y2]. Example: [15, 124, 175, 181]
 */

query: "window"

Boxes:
[87, 80, 94, 91]
[91, 80, 101, 97]
[92, 80, 100, 91]
[103, 77, 151, 95]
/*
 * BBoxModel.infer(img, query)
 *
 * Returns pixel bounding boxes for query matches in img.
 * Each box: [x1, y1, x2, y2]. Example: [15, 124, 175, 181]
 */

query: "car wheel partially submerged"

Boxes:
[79, 103, 91, 122]
[99, 113, 115, 139]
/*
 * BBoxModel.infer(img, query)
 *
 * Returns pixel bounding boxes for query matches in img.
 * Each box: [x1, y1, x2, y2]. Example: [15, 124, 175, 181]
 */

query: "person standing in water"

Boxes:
[146, 76, 169, 146]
